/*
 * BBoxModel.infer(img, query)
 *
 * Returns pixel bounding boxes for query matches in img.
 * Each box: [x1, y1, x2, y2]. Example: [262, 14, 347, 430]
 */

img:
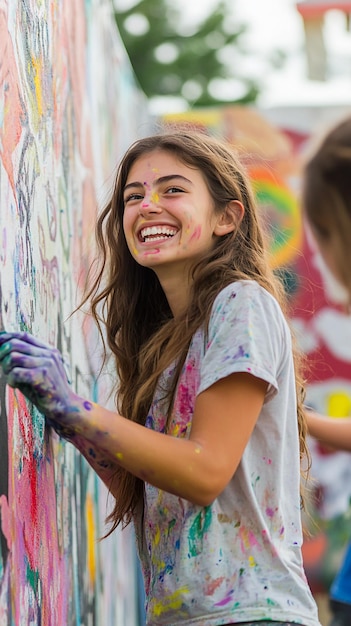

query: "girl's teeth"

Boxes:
[140, 226, 177, 240]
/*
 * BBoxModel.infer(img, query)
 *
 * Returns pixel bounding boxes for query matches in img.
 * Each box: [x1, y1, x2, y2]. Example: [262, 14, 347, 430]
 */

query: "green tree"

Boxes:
[113, 0, 262, 107]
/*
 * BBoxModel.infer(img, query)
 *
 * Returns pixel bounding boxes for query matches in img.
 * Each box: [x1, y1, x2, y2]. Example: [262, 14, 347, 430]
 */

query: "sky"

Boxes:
[178, 0, 304, 52]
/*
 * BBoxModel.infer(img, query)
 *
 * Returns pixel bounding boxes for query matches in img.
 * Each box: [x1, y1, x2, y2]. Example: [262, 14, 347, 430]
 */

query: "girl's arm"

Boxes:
[57, 372, 267, 506]
[0, 331, 267, 505]
[57, 428, 120, 496]
[305, 408, 351, 452]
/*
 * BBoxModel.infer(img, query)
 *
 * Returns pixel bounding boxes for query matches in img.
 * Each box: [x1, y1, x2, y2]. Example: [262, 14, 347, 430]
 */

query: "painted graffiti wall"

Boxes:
[162, 105, 351, 594]
[0, 0, 149, 624]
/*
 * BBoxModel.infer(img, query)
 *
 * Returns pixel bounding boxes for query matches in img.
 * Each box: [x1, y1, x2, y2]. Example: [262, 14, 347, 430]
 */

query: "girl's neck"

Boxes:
[156, 269, 191, 318]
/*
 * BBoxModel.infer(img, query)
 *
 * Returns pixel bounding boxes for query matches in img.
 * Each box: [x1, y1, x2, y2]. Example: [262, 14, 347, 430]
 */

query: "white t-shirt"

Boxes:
[134, 280, 321, 626]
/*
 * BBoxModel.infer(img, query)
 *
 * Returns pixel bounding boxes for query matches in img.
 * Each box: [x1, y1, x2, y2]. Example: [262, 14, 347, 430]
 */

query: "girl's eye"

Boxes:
[124, 193, 144, 204]
[166, 186, 184, 194]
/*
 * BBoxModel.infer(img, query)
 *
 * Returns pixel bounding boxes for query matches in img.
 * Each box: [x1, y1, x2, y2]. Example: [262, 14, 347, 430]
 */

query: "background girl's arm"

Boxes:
[305, 408, 351, 451]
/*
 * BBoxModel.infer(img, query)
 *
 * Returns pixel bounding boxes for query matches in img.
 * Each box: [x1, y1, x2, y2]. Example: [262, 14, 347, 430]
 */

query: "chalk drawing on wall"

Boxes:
[0, 0, 149, 624]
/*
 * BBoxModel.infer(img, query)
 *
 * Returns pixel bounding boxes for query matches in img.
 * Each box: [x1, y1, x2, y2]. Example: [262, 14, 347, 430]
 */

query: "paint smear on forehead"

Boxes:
[142, 164, 159, 182]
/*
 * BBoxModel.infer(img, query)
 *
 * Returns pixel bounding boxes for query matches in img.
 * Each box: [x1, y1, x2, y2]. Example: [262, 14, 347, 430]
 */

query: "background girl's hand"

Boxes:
[0, 331, 79, 422]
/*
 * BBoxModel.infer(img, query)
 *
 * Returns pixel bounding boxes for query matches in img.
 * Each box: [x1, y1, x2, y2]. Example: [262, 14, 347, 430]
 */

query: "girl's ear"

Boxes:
[214, 200, 244, 236]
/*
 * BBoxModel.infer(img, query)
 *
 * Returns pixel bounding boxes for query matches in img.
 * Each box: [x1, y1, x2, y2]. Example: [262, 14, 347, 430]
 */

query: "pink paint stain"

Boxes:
[214, 589, 235, 607]
[262, 456, 272, 465]
[204, 576, 225, 596]
[189, 225, 201, 241]
[2, 389, 70, 625]
[238, 526, 261, 554]
[0, 5, 25, 200]
[144, 249, 160, 256]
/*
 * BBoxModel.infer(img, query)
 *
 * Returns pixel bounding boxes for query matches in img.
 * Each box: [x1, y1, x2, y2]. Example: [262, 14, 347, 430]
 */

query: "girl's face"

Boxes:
[122, 149, 231, 283]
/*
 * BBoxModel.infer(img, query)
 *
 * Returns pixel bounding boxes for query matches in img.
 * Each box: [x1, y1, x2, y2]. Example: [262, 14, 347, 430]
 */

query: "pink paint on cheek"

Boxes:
[189, 225, 201, 241]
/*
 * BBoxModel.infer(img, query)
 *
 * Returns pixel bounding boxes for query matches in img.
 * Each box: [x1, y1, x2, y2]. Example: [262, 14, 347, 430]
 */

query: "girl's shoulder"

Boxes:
[210, 279, 288, 337]
[213, 279, 280, 312]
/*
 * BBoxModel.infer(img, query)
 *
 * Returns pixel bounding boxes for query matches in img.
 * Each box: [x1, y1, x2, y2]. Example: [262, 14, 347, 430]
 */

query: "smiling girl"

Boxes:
[0, 131, 321, 626]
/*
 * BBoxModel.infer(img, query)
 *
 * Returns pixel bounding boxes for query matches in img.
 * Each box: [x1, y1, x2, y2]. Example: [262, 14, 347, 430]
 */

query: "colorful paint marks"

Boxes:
[0, 1, 148, 624]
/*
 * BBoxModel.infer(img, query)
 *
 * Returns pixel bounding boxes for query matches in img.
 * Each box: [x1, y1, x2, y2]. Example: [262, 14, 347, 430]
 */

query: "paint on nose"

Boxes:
[150, 191, 159, 204]
[142, 191, 159, 208]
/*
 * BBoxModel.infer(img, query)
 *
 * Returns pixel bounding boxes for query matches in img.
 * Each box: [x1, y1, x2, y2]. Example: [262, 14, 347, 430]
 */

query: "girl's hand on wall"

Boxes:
[0, 331, 80, 426]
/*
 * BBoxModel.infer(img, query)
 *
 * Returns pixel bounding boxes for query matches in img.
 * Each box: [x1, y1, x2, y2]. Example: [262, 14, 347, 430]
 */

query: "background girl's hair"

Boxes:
[81, 129, 310, 533]
[302, 115, 351, 298]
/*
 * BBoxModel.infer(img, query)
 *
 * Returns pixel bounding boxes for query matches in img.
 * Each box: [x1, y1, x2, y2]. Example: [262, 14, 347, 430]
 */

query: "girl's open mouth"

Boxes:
[139, 226, 178, 243]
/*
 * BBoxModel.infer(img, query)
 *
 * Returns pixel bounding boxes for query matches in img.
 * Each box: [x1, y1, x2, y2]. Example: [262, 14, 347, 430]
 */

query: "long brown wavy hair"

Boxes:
[82, 130, 309, 534]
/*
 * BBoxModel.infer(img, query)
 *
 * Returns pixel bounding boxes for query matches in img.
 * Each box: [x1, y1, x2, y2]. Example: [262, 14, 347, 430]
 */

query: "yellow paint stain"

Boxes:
[327, 391, 351, 418]
[151, 587, 190, 617]
[150, 191, 159, 203]
[150, 543, 165, 567]
[240, 527, 250, 550]
[248, 555, 256, 567]
[116, 452, 123, 460]
[32, 57, 43, 118]
[85, 493, 96, 589]
[154, 526, 161, 546]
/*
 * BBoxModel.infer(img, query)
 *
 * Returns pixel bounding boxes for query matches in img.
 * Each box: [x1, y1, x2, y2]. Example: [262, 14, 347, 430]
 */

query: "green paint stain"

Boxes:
[251, 475, 260, 489]
[168, 519, 176, 535]
[188, 506, 212, 557]
[26, 562, 39, 594]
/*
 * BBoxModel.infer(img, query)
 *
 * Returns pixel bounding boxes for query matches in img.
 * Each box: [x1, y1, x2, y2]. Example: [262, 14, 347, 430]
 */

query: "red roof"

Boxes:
[296, 1, 351, 17]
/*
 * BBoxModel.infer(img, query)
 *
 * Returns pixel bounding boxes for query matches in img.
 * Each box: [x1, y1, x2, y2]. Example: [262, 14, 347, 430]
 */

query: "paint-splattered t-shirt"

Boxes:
[134, 281, 321, 626]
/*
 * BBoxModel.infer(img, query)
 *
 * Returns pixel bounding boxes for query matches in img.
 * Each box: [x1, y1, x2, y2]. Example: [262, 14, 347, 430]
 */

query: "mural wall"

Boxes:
[163, 105, 351, 594]
[0, 0, 149, 624]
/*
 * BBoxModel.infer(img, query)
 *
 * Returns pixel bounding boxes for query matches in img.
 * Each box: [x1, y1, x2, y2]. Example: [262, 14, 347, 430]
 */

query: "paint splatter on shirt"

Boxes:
[134, 281, 321, 626]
